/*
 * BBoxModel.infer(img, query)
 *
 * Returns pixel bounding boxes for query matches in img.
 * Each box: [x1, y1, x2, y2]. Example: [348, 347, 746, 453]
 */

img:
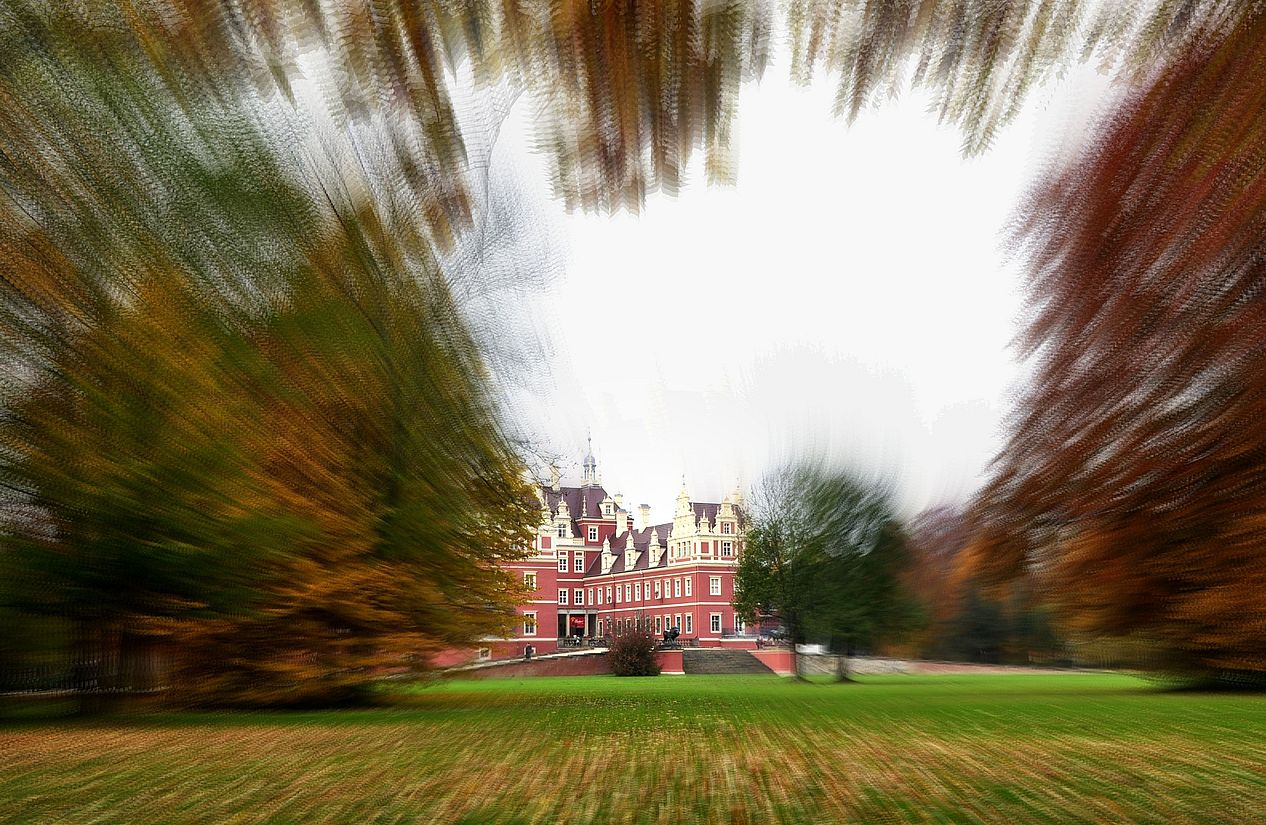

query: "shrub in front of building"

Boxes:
[608, 621, 660, 676]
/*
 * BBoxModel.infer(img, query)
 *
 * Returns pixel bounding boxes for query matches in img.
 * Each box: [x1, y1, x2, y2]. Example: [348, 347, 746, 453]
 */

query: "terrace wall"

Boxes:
[457, 652, 612, 679]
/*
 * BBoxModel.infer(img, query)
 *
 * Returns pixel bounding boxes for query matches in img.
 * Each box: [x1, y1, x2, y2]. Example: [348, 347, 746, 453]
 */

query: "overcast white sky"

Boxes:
[487, 58, 1112, 524]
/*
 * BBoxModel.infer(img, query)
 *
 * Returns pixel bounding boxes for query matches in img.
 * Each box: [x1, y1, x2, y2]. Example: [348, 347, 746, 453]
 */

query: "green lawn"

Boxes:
[4, 674, 1266, 823]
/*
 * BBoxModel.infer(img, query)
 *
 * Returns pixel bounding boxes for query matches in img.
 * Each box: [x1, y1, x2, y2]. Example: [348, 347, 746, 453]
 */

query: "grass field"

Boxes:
[4, 673, 1266, 823]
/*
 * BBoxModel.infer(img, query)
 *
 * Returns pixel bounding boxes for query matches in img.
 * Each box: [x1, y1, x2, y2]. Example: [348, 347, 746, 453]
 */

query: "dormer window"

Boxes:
[588, 526, 598, 542]
[556, 525, 566, 538]
[604, 503, 612, 515]
[721, 522, 733, 535]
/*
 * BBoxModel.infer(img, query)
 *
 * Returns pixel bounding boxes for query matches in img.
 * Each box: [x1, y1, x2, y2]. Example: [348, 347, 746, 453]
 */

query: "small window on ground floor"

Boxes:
[710, 613, 722, 634]
[523, 613, 537, 636]
[684, 614, 693, 634]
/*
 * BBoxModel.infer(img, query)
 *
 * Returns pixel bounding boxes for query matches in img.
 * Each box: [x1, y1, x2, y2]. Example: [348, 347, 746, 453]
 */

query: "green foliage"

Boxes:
[735, 464, 914, 671]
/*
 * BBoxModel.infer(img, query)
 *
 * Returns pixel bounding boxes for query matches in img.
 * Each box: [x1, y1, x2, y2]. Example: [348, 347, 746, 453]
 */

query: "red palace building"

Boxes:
[476, 444, 756, 661]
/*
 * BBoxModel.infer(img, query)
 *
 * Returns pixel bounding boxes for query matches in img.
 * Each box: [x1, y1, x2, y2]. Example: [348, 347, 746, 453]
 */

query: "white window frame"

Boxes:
[675, 613, 682, 631]
[558, 589, 568, 605]
[558, 551, 567, 572]
[685, 614, 693, 634]
[735, 619, 745, 635]
[654, 581, 661, 599]
[710, 576, 722, 596]
[523, 612, 537, 636]
[557, 525, 566, 538]
[588, 588, 594, 605]
[635, 582, 642, 601]
[615, 586, 622, 604]
[684, 578, 692, 597]
[710, 613, 722, 634]
[597, 588, 603, 605]
[524, 572, 538, 591]
[674, 579, 681, 598]
[606, 586, 612, 603]
[655, 616, 663, 633]
[721, 541, 733, 557]
[624, 584, 631, 602]
[574, 555, 585, 572]
[574, 588, 584, 606]
[722, 522, 733, 535]
[588, 526, 599, 541]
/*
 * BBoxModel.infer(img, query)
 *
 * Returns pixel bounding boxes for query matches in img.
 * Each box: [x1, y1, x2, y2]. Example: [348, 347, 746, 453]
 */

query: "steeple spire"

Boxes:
[582, 432, 598, 486]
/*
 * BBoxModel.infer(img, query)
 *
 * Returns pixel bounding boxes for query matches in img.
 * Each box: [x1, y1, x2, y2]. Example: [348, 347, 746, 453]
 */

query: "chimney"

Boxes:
[639, 504, 651, 530]
[616, 508, 630, 536]
[549, 465, 560, 492]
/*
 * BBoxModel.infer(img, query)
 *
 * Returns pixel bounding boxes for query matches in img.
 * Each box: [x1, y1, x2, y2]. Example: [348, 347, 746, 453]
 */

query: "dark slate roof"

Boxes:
[583, 523, 673, 577]
[691, 502, 746, 530]
[541, 484, 612, 533]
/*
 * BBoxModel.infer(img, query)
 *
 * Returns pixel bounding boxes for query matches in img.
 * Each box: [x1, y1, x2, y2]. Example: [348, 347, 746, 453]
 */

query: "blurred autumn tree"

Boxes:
[902, 507, 1063, 665]
[971, 6, 1266, 683]
[0, 3, 536, 707]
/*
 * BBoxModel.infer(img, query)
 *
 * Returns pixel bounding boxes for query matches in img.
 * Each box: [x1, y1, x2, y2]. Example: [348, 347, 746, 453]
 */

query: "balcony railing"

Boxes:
[557, 637, 606, 648]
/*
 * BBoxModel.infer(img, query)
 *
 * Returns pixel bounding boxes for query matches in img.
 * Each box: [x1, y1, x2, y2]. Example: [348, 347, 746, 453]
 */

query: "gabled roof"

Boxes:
[542, 484, 612, 534]
[585, 523, 673, 576]
[690, 502, 745, 530]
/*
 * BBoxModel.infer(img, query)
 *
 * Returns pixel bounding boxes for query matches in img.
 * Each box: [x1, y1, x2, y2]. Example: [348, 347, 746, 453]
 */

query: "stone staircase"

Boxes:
[681, 648, 775, 675]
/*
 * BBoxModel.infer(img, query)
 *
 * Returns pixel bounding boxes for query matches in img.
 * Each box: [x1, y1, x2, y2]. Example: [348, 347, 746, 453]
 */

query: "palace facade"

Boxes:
[477, 444, 755, 661]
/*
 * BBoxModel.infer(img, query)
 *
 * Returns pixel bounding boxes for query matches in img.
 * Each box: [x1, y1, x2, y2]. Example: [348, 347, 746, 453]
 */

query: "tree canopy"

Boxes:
[734, 463, 911, 678]
[969, 9, 1266, 683]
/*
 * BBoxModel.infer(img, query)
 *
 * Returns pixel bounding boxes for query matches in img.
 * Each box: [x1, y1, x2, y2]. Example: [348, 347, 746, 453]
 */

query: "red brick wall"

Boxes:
[459, 653, 612, 679]
[750, 649, 795, 675]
